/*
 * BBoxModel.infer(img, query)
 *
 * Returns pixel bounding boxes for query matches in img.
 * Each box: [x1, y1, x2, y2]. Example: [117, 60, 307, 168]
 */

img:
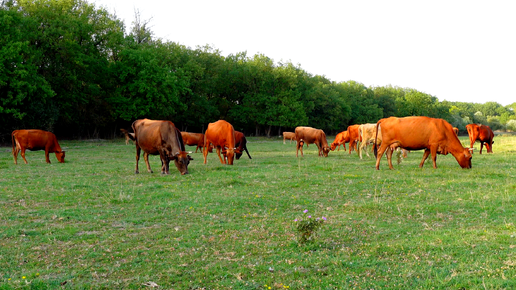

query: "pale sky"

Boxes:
[94, 0, 515, 106]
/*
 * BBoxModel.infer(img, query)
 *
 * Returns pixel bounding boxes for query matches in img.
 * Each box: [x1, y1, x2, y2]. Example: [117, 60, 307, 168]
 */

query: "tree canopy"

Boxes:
[1, 0, 514, 140]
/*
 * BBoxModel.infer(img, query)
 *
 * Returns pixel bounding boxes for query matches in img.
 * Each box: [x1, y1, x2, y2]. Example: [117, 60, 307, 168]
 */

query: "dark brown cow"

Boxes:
[235, 131, 252, 160]
[181, 132, 205, 153]
[330, 131, 349, 151]
[374, 116, 473, 170]
[12, 130, 65, 164]
[283, 132, 296, 144]
[295, 126, 330, 157]
[130, 119, 192, 175]
[466, 124, 494, 154]
[204, 120, 240, 165]
[347, 125, 360, 154]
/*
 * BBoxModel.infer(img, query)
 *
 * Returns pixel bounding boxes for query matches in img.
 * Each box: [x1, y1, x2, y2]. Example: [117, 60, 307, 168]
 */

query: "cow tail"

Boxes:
[11, 131, 16, 154]
[374, 121, 381, 159]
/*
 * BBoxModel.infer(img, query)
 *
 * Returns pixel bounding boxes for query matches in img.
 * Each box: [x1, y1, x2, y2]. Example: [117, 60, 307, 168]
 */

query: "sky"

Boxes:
[93, 0, 515, 106]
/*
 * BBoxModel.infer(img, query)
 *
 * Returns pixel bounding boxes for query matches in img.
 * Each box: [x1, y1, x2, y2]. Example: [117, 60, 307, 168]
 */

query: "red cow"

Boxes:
[283, 132, 296, 144]
[181, 132, 206, 153]
[204, 120, 240, 165]
[295, 126, 330, 157]
[235, 131, 252, 160]
[374, 116, 473, 170]
[347, 125, 360, 154]
[330, 131, 349, 151]
[466, 124, 494, 154]
[12, 130, 65, 164]
[130, 119, 192, 175]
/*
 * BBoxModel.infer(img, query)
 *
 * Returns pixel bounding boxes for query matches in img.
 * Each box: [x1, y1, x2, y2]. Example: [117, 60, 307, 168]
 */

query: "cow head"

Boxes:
[456, 147, 473, 169]
[234, 148, 243, 160]
[322, 146, 330, 157]
[56, 151, 66, 163]
[330, 142, 337, 151]
[221, 147, 236, 165]
[170, 151, 193, 175]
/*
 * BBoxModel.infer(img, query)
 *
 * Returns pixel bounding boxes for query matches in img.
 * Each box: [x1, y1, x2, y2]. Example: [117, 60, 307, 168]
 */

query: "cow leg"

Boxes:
[479, 142, 484, 155]
[487, 141, 493, 153]
[135, 146, 141, 174]
[359, 142, 364, 159]
[365, 143, 371, 157]
[419, 149, 431, 168]
[283, 137, 286, 144]
[375, 144, 390, 170]
[45, 148, 51, 163]
[386, 147, 395, 170]
[13, 146, 19, 165]
[430, 147, 438, 168]
[21, 148, 28, 164]
[143, 152, 153, 173]
[216, 147, 225, 164]
[203, 142, 209, 164]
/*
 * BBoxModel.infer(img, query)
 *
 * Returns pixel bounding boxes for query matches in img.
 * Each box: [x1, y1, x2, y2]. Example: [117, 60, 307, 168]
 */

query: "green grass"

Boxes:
[1, 135, 515, 289]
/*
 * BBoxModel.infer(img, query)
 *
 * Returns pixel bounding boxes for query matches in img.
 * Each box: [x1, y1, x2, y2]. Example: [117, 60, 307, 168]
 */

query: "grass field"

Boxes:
[1, 135, 515, 289]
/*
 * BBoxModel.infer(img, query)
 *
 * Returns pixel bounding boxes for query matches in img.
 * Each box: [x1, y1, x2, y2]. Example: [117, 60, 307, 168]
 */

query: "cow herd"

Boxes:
[10, 116, 495, 175]
[283, 116, 495, 171]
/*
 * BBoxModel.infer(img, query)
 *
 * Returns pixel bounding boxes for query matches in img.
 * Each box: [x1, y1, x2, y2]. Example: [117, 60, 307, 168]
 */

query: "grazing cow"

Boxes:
[347, 125, 360, 154]
[12, 130, 65, 164]
[121, 128, 135, 145]
[130, 119, 192, 175]
[295, 126, 330, 157]
[235, 131, 252, 160]
[204, 120, 241, 165]
[283, 132, 297, 144]
[358, 123, 378, 159]
[181, 132, 206, 153]
[374, 116, 473, 170]
[453, 127, 459, 136]
[330, 131, 349, 151]
[466, 124, 494, 154]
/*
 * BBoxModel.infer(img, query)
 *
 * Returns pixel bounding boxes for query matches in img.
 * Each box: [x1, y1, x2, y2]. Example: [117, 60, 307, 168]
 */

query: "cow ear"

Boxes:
[188, 155, 193, 161]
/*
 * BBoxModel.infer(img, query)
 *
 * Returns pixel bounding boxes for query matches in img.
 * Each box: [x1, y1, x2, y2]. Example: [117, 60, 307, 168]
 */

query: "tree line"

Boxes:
[1, 0, 515, 142]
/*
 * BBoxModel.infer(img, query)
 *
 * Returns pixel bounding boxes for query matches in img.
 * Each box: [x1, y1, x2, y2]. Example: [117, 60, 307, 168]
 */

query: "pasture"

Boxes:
[1, 135, 515, 289]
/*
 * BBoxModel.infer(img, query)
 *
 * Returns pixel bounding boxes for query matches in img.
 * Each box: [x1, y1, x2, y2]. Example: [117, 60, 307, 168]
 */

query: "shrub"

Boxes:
[294, 210, 326, 244]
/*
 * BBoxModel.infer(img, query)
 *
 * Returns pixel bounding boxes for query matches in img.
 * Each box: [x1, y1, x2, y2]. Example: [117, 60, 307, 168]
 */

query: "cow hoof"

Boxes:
[135, 171, 139, 174]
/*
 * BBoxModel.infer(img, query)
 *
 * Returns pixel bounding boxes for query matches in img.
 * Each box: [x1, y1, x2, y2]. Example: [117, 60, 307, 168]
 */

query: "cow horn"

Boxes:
[188, 151, 193, 154]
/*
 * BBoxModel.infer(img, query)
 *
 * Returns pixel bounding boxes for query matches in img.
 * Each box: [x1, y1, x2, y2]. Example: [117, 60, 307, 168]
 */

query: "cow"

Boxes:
[120, 128, 135, 145]
[374, 116, 473, 170]
[466, 124, 494, 154]
[235, 131, 252, 160]
[204, 120, 241, 165]
[358, 123, 378, 159]
[129, 119, 193, 175]
[181, 132, 206, 153]
[12, 130, 66, 164]
[453, 127, 459, 136]
[295, 126, 330, 157]
[283, 132, 296, 144]
[330, 130, 349, 151]
[347, 125, 360, 154]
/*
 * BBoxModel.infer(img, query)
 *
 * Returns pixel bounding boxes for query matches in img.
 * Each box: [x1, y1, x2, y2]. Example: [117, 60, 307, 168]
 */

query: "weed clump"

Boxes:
[294, 209, 326, 244]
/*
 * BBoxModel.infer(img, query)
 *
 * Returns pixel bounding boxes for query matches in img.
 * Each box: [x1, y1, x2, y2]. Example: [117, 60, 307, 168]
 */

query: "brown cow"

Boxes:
[466, 124, 494, 154]
[453, 127, 459, 136]
[374, 116, 473, 170]
[12, 130, 65, 164]
[330, 131, 349, 151]
[347, 125, 360, 154]
[295, 126, 330, 157]
[130, 119, 192, 175]
[235, 131, 252, 160]
[283, 132, 296, 144]
[181, 132, 205, 153]
[121, 128, 135, 145]
[204, 120, 240, 165]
